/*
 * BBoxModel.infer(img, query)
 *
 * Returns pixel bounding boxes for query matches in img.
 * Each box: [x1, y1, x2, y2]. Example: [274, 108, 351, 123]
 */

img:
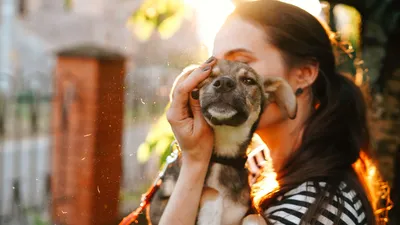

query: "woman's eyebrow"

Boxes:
[224, 48, 254, 57]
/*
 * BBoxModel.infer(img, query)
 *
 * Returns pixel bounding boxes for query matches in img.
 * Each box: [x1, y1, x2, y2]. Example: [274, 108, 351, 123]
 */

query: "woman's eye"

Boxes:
[241, 77, 256, 85]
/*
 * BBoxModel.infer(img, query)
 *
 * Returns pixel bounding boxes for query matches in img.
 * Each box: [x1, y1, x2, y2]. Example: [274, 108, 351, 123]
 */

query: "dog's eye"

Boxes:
[241, 77, 256, 85]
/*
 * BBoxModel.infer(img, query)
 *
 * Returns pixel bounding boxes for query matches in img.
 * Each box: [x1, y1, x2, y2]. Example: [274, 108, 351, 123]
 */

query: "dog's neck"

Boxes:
[212, 125, 253, 158]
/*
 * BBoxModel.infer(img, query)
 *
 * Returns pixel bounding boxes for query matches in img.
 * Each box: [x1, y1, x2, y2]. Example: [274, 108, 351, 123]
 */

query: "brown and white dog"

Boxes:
[147, 59, 297, 225]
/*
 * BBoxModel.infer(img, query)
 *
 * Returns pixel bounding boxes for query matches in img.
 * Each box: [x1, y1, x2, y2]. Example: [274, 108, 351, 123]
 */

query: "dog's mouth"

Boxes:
[201, 96, 249, 127]
[207, 103, 237, 119]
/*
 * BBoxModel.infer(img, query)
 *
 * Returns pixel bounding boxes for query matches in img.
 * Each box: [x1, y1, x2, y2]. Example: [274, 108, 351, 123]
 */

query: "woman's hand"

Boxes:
[166, 56, 217, 164]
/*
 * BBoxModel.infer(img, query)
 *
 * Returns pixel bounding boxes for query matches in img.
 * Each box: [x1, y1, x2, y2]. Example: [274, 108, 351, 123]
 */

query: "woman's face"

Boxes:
[212, 16, 296, 129]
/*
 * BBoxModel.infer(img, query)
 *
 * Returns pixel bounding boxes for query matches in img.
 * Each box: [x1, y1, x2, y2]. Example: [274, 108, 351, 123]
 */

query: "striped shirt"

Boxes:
[246, 142, 367, 225]
[264, 181, 367, 225]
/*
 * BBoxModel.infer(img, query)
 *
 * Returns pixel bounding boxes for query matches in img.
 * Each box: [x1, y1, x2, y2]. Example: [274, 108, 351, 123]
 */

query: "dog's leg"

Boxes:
[197, 187, 223, 225]
[242, 214, 267, 225]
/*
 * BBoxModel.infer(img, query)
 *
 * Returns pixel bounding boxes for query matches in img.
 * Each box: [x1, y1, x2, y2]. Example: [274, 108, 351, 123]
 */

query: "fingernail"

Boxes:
[191, 90, 199, 100]
[205, 56, 215, 64]
[203, 66, 211, 71]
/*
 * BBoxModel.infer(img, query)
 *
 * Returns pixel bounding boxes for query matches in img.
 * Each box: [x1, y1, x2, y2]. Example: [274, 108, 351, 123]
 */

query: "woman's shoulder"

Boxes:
[263, 181, 367, 225]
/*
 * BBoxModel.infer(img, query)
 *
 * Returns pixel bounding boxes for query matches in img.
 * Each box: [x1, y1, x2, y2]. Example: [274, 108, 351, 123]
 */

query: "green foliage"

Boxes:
[127, 0, 190, 41]
[137, 104, 175, 167]
[333, 5, 362, 75]
[33, 215, 50, 225]
[119, 182, 150, 202]
[64, 0, 73, 11]
[25, 210, 50, 225]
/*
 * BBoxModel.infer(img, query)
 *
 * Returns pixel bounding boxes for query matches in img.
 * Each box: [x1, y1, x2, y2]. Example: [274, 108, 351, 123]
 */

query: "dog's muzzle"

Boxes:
[201, 76, 249, 127]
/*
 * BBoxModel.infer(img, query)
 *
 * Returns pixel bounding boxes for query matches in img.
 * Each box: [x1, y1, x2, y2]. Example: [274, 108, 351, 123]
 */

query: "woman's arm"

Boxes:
[159, 57, 217, 224]
[159, 155, 209, 225]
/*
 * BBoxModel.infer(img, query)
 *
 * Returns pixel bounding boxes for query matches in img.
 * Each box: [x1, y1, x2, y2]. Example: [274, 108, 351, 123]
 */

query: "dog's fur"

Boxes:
[147, 60, 297, 225]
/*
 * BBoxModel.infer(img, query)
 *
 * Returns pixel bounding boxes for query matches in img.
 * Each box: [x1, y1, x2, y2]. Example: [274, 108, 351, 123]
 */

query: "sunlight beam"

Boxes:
[184, 0, 235, 55]
[184, 0, 323, 56]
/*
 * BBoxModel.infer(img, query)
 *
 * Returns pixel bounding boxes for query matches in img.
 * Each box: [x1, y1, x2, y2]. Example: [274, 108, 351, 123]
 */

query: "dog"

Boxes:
[147, 59, 297, 225]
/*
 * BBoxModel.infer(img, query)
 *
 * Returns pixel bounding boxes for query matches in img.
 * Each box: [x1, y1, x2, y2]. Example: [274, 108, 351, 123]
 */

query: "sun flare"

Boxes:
[184, 0, 323, 55]
[184, 0, 235, 55]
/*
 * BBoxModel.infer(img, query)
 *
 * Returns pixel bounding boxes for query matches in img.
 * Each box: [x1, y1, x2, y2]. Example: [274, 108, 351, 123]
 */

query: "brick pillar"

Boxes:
[51, 45, 125, 225]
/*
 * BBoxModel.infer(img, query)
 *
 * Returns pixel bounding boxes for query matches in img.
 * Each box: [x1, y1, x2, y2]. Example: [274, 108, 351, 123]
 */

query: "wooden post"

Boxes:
[51, 45, 125, 225]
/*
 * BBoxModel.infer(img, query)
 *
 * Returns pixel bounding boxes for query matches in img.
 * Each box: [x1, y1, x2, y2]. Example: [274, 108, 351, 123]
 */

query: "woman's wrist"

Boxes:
[158, 148, 210, 225]
[181, 149, 212, 169]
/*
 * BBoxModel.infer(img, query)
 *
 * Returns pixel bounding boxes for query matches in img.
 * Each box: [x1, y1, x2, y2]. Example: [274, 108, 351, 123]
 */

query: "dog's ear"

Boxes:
[264, 77, 297, 120]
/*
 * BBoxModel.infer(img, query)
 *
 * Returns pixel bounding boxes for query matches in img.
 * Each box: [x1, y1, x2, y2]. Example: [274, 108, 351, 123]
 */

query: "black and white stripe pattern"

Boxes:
[246, 147, 367, 225]
[264, 181, 367, 225]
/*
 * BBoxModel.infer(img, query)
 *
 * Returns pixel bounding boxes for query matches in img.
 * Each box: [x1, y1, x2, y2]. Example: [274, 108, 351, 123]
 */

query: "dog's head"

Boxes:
[198, 59, 297, 128]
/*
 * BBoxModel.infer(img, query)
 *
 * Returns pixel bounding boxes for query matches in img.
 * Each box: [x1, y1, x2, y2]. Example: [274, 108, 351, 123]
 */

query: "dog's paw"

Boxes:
[242, 214, 267, 225]
[200, 187, 219, 207]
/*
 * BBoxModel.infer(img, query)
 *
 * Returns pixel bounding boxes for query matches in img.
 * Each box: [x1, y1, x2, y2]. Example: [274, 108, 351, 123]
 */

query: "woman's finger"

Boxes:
[169, 57, 215, 102]
[168, 69, 209, 125]
[191, 93, 211, 136]
[181, 63, 214, 93]
[189, 89, 203, 120]
[170, 58, 216, 110]
[169, 67, 195, 102]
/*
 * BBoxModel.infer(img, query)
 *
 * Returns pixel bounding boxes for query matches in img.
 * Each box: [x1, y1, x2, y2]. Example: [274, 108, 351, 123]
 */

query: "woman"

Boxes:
[161, 0, 380, 224]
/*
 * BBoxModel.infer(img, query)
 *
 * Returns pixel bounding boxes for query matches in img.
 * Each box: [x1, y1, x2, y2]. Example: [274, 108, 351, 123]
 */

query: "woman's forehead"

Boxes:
[212, 17, 267, 57]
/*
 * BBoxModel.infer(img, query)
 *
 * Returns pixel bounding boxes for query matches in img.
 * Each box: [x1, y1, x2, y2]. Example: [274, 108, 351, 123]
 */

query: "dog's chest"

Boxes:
[199, 163, 250, 225]
[205, 164, 223, 190]
[205, 163, 250, 204]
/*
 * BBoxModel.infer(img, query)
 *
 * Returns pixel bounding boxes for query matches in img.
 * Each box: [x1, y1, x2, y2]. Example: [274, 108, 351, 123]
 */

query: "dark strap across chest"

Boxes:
[210, 154, 248, 170]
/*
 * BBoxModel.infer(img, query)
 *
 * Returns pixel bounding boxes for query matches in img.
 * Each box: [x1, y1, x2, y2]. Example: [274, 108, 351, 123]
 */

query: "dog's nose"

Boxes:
[212, 76, 236, 93]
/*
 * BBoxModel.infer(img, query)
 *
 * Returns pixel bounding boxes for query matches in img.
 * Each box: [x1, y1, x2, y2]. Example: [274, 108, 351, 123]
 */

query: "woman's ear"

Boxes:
[292, 60, 319, 90]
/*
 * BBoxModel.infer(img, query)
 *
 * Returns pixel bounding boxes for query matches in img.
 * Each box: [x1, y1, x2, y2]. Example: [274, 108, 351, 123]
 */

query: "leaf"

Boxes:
[64, 0, 73, 10]
[137, 143, 151, 163]
[146, 112, 173, 142]
[167, 0, 184, 11]
[136, 104, 175, 166]
[127, 11, 156, 41]
[158, 13, 184, 39]
[159, 140, 175, 167]
[127, 0, 188, 41]
[155, 136, 174, 155]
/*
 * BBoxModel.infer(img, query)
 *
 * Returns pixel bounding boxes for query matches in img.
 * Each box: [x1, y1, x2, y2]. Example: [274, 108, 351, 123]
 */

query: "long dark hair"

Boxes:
[231, 1, 378, 224]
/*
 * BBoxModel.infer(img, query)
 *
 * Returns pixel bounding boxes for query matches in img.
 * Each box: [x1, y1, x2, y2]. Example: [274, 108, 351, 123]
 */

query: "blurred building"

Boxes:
[0, 0, 204, 90]
[0, 1, 205, 222]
